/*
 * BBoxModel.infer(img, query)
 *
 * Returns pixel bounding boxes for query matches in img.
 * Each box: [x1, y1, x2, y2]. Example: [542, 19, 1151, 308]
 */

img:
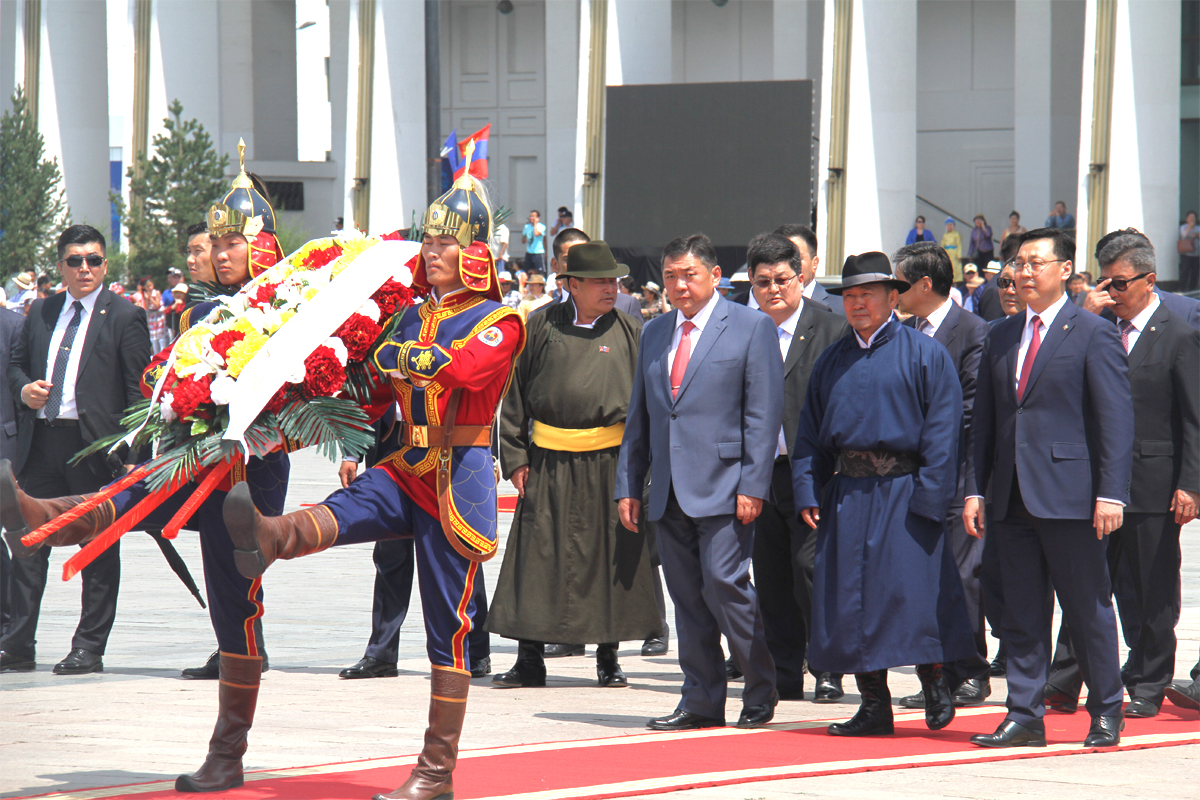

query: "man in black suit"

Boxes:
[742, 233, 849, 703]
[892, 242, 993, 708]
[964, 228, 1132, 749]
[1, 225, 151, 674]
[775, 225, 845, 319]
[1044, 233, 1199, 718]
[1, 307, 25, 638]
[1082, 228, 1200, 333]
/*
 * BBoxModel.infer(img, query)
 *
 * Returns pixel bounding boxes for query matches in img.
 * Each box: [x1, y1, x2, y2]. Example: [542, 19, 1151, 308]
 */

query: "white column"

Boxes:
[817, 0, 916, 268]
[42, 0, 110, 230]
[0, 0, 17, 110]
[368, 0, 425, 234]
[329, 0, 350, 227]
[545, 0, 580, 229]
[609, 0, 671, 86]
[1013, 0, 1052, 231]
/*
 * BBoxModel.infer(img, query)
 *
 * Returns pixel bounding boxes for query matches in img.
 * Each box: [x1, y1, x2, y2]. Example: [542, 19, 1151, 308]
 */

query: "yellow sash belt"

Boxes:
[531, 421, 625, 452]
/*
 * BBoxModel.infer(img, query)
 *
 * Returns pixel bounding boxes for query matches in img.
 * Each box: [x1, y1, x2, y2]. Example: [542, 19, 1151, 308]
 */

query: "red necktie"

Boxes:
[671, 321, 696, 400]
[1016, 315, 1041, 402]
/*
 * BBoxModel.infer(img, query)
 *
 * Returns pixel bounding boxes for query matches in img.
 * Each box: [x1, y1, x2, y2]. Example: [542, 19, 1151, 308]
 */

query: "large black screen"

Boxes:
[604, 80, 813, 275]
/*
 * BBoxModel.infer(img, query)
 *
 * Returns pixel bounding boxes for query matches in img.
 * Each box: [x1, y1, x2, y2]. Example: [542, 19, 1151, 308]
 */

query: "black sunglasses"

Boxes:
[62, 254, 105, 269]
[996, 277, 1016, 289]
[1104, 273, 1150, 292]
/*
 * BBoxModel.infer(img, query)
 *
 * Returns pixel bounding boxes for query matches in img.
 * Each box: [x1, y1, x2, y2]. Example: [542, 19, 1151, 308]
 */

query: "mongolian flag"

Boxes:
[441, 125, 491, 191]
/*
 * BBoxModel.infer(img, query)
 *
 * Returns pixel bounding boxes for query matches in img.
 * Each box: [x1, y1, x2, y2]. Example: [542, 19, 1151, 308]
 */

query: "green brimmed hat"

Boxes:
[560, 241, 630, 279]
[828, 251, 910, 295]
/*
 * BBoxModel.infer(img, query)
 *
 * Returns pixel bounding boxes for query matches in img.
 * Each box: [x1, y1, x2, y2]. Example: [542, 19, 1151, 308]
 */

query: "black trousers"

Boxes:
[1047, 512, 1181, 703]
[1, 424, 120, 657]
[979, 502, 1006, 648]
[752, 457, 811, 693]
[992, 480, 1123, 724]
[362, 536, 490, 664]
[945, 502, 991, 686]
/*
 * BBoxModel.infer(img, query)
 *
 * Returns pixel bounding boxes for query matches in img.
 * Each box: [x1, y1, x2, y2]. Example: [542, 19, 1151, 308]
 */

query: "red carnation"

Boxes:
[210, 330, 246, 360]
[250, 281, 280, 308]
[300, 345, 346, 398]
[335, 314, 383, 362]
[170, 375, 214, 421]
[371, 279, 414, 319]
[300, 243, 343, 270]
[381, 230, 406, 241]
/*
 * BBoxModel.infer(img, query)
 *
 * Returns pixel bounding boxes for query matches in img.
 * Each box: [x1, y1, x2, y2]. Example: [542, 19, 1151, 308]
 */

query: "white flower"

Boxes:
[159, 395, 177, 424]
[210, 374, 237, 406]
[393, 264, 413, 286]
[286, 362, 308, 383]
[324, 336, 349, 365]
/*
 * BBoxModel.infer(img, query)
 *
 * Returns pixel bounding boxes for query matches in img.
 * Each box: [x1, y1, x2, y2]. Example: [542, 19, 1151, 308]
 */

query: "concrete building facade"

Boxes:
[1, 0, 1193, 280]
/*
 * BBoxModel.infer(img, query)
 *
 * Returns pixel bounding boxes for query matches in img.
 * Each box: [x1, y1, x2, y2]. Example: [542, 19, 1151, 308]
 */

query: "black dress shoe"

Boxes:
[0, 650, 35, 672]
[725, 657, 743, 681]
[53, 648, 102, 675]
[181, 651, 220, 679]
[899, 691, 926, 709]
[952, 677, 992, 707]
[813, 672, 844, 703]
[641, 636, 668, 656]
[339, 657, 399, 679]
[647, 709, 725, 731]
[1083, 714, 1123, 747]
[597, 659, 628, 688]
[989, 656, 1007, 677]
[544, 643, 585, 658]
[737, 692, 778, 728]
[1124, 697, 1159, 718]
[1164, 681, 1200, 711]
[492, 660, 547, 688]
[1043, 683, 1079, 714]
[641, 623, 669, 656]
[470, 656, 492, 678]
[970, 719, 1046, 748]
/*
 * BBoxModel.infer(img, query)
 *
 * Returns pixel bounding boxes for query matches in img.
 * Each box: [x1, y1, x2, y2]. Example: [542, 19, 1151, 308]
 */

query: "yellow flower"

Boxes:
[231, 317, 261, 337]
[224, 331, 269, 377]
[330, 237, 378, 278]
[303, 286, 320, 301]
[172, 328, 213, 370]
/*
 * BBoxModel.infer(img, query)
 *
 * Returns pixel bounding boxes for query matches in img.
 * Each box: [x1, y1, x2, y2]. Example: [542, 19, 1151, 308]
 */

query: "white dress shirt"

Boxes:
[773, 301, 803, 455]
[39, 289, 102, 420]
[1118, 292, 1160, 354]
[916, 297, 954, 338]
[669, 289, 721, 377]
[572, 298, 598, 329]
[801, 279, 815, 300]
[1015, 292, 1069, 388]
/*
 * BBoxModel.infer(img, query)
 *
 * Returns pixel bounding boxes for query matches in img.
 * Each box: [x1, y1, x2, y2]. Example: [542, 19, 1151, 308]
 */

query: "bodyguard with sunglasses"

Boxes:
[1, 225, 151, 674]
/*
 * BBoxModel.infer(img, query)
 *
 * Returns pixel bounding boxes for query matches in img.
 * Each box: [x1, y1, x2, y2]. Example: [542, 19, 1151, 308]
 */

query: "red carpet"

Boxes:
[15, 705, 1197, 800]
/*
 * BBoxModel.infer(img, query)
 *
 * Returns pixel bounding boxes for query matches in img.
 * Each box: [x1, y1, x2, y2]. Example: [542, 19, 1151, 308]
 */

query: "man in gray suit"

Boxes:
[617, 233, 784, 731]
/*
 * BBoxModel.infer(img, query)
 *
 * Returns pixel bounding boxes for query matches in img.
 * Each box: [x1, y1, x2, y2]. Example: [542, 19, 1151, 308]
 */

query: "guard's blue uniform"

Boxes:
[305, 288, 523, 670]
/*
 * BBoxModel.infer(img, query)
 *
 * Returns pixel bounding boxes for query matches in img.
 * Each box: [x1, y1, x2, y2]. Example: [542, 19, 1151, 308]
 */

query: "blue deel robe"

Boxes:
[791, 318, 976, 674]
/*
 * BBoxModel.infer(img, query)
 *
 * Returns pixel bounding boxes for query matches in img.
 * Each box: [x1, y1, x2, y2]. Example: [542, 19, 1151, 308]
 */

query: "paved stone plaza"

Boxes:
[2, 448, 1197, 799]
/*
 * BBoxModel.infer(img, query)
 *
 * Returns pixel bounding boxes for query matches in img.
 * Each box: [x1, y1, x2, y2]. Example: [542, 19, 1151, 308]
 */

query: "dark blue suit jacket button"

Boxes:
[670, 412, 678, 420]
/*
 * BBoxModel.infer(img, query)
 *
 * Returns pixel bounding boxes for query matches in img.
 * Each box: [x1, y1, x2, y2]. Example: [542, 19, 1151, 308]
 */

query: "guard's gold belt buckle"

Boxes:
[409, 425, 429, 448]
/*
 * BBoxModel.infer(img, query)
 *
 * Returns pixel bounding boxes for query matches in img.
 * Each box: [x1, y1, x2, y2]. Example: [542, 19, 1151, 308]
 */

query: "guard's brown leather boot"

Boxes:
[223, 482, 337, 578]
[175, 652, 262, 793]
[373, 666, 470, 800]
[0, 460, 114, 557]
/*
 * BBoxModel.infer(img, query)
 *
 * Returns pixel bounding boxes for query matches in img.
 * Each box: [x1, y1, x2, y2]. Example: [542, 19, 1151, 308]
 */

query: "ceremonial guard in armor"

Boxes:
[220, 168, 524, 800]
[1, 148, 293, 793]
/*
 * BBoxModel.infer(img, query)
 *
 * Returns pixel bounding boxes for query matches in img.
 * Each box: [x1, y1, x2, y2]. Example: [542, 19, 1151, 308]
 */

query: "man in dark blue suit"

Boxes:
[616, 233, 783, 731]
[893, 242, 994, 708]
[964, 228, 1133, 749]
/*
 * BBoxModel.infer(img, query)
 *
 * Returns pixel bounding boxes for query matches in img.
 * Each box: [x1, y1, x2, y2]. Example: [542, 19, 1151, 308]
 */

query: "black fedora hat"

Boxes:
[560, 241, 630, 279]
[828, 251, 910, 295]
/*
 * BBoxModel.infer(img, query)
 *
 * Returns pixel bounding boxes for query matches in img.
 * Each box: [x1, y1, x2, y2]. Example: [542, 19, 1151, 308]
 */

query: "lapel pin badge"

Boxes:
[1150, 326, 1156, 331]
[1062, 324, 1068, 330]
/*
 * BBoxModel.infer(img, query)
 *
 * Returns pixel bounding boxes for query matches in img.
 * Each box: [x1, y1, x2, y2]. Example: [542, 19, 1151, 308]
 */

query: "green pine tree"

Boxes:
[116, 99, 227, 284]
[0, 86, 70, 280]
